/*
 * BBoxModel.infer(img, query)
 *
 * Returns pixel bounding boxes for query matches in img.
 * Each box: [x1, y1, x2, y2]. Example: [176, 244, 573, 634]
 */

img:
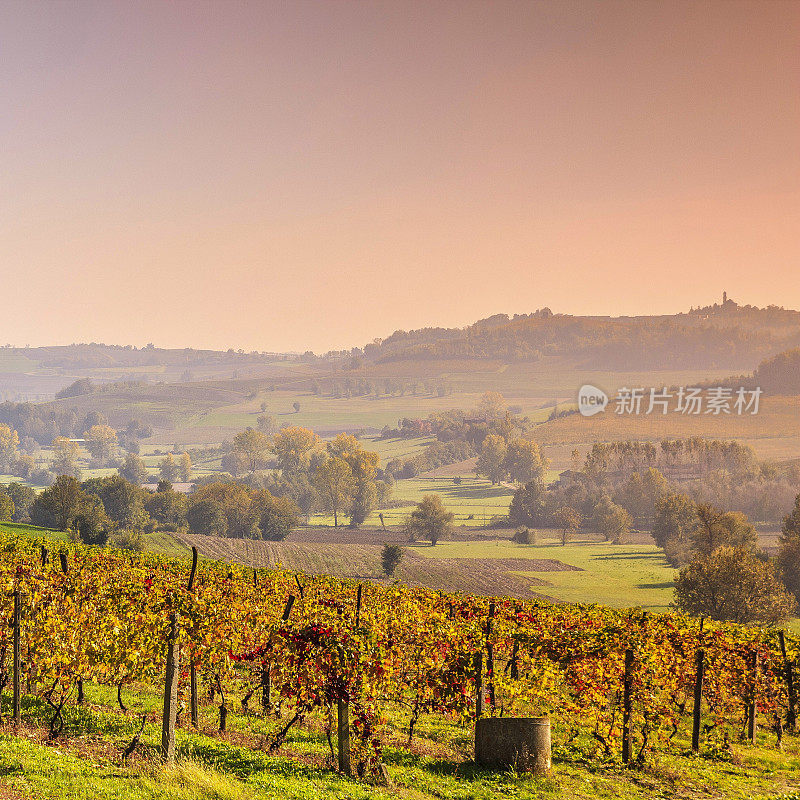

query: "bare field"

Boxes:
[173, 531, 578, 599]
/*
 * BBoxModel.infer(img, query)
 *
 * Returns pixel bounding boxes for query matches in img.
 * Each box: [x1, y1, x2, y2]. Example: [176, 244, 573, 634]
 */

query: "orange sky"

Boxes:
[1, 0, 798, 353]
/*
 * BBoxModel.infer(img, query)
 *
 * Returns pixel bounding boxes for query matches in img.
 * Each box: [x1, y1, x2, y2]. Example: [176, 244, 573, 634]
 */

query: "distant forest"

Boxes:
[359, 301, 800, 370]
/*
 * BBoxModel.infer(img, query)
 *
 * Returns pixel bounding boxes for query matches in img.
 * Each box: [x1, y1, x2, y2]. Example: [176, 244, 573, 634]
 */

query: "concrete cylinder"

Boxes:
[475, 716, 551, 775]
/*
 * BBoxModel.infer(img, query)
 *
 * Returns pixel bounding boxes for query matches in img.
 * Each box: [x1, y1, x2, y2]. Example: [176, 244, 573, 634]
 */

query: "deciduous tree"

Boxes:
[119, 452, 148, 485]
[503, 438, 549, 484]
[554, 505, 582, 546]
[232, 429, 271, 472]
[476, 434, 508, 485]
[51, 436, 82, 479]
[675, 546, 795, 624]
[83, 424, 118, 464]
[593, 494, 632, 544]
[407, 494, 454, 546]
[313, 456, 355, 527]
[272, 426, 320, 474]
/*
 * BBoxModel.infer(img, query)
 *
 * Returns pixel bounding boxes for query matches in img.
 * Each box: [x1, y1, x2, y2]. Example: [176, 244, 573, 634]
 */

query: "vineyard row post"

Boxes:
[12, 589, 20, 726]
[188, 546, 199, 729]
[691, 649, 705, 753]
[262, 594, 296, 715]
[474, 651, 484, 720]
[337, 585, 360, 777]
[161, 609, 179, 762]
[747, 650, 758, 744]
[779, 631, 797, 733]
[486, 602, 495, 712]
[621, 648, 634, 764]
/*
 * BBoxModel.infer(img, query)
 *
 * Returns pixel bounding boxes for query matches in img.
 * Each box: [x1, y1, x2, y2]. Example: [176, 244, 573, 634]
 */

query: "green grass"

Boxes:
[0, 520, 68, 542]
[190, 391, 490, 436]
[418, 537, 677, 612]
[1, 676, 800, 800]
[309, 477, 516, 528]
[141, 531, 193, 560]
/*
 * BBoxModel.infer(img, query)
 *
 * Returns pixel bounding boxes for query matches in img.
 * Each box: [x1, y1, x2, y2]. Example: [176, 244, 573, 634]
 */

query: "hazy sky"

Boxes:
[1, 1, 798, 353]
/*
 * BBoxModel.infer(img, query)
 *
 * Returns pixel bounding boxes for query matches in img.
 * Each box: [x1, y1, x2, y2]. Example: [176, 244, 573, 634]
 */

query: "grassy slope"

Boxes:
[309, 477, 517, 528]
[418, 537, 677, 612]
[144, 365, 740, 445]
[1, 670, 799, 800]
[0, 521, 68, 542]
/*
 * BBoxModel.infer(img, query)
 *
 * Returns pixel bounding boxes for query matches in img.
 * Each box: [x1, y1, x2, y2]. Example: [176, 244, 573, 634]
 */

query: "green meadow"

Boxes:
[417, 537, 678, 612]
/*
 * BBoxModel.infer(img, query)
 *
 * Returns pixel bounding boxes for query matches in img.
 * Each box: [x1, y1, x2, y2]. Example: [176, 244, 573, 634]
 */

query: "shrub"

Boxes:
[111, 529, 144, 552]
[512, 527, 536, 545]
[381, 544, 403, 577]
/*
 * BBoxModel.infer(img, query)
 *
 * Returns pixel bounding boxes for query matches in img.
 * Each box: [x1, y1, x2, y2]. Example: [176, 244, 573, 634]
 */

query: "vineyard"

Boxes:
[1, 531, 800, 798]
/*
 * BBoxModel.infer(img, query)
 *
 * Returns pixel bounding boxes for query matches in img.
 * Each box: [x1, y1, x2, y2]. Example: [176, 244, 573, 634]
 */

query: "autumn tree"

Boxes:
[51, 437, 82, 479]
[272, 426, 320, 474]
[554, 505, 582, 546]
[83, 475, 149, 531]
[119, 452, 148, 485]
[232, 428, 272, 472]
[503, 438, 549, 484]
[381, 544, 403, 577]
[30, 475, 86, 530]
[476, 434, 508, 485]
[509, 480, 548, 528]
[674, 546, 795, 624]
[782, 493, 800, 539]
[257, 415, 277, 435]
[144, 487, 189, 529]
[178, 452, 192, 482]
[190, 481, 258, 538]
[3, 483, 35, 522]
[313, 456, 355, 527]
[690, 504, 757, 556]
[71, 496, 112, 547]
[0, 489, 14, 522]
[407, 494, 454, 546]
[83, 424, 118, 464]
[476, 391, 507, 421]
[251, 490, 300, 540]
[617, 467, 669, 528]
[0, 424, 20, 472]
[777, 493, 800, 605]
[187, 498, 228, 536]
[593, 494, 632, 544]
[327, 433, 380, 527]
[652, 493, 697, 567]
[159, 453, 179, 483]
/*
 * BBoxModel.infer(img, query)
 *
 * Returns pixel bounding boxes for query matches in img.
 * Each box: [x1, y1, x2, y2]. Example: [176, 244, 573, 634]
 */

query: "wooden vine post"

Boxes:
[187, 546, 199, 729]
[779, 631, 797, 733]
[474, 651, 484, 719]
[621, 648, 634, 764]
[58, 551, 86, 703]
[337, 698, 351, 776]
[161, 607, 180, 762]
[747, 650, 758, 744]
[336, 586, 359, 776]
[12, 589, 21, 725]
[691, 649, 705, 753]
[263, 594, 296, 713]
[486, 602, 496, 711]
